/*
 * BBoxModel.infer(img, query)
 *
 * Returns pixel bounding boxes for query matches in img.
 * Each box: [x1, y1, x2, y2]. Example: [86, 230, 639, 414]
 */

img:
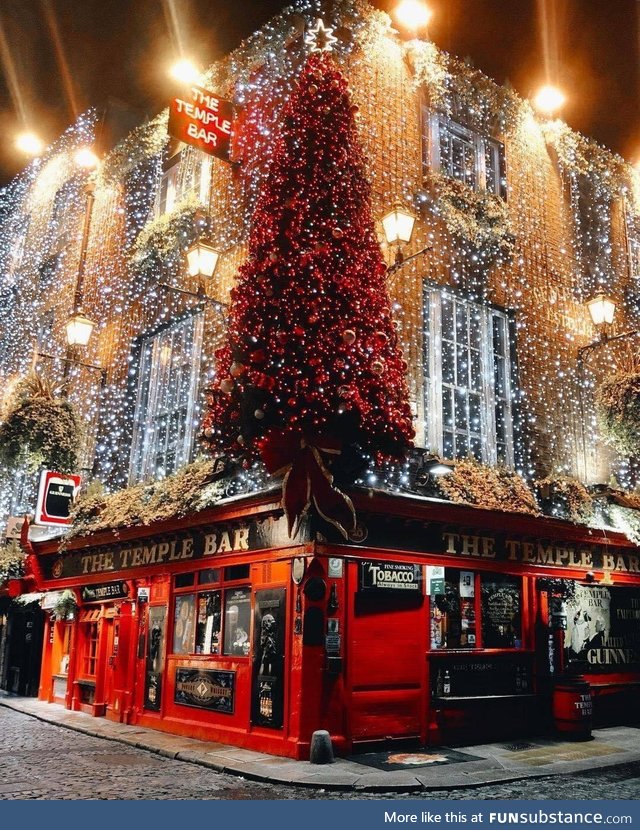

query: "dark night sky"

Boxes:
[0, 0, 638, 183]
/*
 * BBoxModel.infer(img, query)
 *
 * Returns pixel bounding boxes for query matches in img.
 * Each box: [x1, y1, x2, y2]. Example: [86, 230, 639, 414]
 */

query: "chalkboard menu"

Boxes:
[481, 575, 522, 648]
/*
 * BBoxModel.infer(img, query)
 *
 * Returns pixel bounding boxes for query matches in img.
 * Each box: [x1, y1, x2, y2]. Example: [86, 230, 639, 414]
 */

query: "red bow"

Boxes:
[259, 431, 356, 540]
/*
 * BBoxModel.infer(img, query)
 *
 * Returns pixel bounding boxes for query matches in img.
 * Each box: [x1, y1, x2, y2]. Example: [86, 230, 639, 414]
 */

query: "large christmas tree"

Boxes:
[202, 46, 414, 536]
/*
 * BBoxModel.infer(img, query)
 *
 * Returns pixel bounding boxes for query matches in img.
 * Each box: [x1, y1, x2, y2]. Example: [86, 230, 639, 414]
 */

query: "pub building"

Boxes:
[24, 485, 640, 758]
[1, 0, 640, 759]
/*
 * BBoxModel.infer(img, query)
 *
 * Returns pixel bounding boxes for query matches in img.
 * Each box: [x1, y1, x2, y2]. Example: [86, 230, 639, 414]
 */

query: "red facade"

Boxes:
[27, 492, 640, 759]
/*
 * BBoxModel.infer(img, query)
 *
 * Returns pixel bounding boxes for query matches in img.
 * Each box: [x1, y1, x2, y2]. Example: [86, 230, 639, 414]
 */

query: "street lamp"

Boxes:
[586, 294, 616, 328]
[382, 204, 418, 265]
[394, 1, 433, 33]
[533, 85, 565, 117]
[16, 131, 45, 157]
[170, 58, 200, 85]
[65, 311, 96, 347]
[74, 147, 100, 169]
[186, 239, 220, 280]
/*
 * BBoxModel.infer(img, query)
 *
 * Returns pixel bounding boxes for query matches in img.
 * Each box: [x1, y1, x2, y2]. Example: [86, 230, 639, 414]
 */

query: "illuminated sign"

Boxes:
[169, 85, 234, 160]
[35, 471, 82, 527]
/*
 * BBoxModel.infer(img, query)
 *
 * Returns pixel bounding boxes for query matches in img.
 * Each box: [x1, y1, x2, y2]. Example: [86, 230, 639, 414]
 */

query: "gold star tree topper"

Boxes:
[305, 18, 338, 53]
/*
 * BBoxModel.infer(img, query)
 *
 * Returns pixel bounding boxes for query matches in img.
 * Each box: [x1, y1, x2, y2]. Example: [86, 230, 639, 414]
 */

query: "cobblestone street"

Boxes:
[2, 707, 640, 800]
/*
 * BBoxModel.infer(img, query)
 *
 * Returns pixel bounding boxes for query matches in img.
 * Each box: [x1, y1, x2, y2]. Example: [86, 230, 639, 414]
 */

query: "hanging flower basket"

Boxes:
[51, 589, 78, 621]
[0, 373, 81, 474]
[595, 371, 640, 458]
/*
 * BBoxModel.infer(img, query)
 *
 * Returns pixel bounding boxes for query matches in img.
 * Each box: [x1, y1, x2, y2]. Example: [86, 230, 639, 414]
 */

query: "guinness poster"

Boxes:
[251, 588, 286, 729]
[174, 668, 235, 713]
[144, 606, 167, 711]
[566, 585, 640, 671]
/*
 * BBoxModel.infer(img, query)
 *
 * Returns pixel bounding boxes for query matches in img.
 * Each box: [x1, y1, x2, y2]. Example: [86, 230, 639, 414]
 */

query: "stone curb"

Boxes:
[2, 696, 639, 793]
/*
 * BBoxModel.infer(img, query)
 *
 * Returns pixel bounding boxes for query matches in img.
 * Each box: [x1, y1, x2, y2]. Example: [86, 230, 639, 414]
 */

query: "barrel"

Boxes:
[552, 677, 593, 740]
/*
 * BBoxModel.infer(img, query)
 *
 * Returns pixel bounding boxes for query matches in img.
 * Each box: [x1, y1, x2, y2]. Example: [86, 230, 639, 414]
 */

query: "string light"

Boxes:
[0, 0, 638, 534]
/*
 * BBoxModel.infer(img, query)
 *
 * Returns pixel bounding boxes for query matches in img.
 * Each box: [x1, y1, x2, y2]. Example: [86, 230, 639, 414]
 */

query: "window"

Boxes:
[423, 110, 505, 197]
[82, 621, 99, 678]
[172, 575, 251, 657]
[129, 313, 204, 483]
[625, 206, 640, 283]
[424, 286, 515, 465]
[156, 150, 211, 217]
[430, 568, 523, 650]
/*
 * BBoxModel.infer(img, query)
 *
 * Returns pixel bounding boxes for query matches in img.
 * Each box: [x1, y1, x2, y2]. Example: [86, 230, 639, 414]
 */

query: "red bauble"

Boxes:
[342, 329, 356, 345]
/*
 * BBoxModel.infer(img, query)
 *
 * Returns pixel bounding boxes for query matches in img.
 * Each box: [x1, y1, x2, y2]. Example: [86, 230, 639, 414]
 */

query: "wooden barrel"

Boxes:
[552, 677, 593, 740]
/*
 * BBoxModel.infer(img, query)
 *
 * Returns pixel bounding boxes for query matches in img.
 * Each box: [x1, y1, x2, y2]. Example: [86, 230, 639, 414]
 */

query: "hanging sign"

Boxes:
[169, 85, 234, 160]
[34, 471, 82, 528]
[81, 581, 129, 604]
[4, 516, 23, 540]
[427, 565, 445, 596]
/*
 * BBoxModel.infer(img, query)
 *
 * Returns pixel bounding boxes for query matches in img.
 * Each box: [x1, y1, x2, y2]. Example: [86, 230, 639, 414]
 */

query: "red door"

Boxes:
[347, 561, 428, 744]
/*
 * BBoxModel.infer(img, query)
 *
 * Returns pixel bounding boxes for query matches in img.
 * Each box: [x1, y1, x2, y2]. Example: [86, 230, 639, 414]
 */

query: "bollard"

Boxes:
[309, 730, 334, 764]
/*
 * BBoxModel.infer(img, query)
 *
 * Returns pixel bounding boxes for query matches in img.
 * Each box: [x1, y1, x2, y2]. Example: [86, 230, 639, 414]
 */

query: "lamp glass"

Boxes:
[395, 0, 432, 30]
[187, 241, 220, 279]
[65, 312, 95, 347]
[587, 294, 616, 327]
[382, 207, 416, 245]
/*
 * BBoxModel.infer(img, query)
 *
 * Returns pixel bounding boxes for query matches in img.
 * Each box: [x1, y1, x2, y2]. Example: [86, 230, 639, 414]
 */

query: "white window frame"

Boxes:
[425, 111, 504, 197]
[155, 150, 212, 217]
[129, 312, 205, 483]
[423, 286, 515, 466]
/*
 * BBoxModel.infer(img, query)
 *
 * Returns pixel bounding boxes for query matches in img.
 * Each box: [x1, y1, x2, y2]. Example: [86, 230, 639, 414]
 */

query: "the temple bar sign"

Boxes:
[169, 85, 234, 160]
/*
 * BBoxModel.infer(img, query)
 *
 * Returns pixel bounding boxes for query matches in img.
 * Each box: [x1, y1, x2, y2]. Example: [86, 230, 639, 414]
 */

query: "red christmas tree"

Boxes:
[202, 51, 414, 535]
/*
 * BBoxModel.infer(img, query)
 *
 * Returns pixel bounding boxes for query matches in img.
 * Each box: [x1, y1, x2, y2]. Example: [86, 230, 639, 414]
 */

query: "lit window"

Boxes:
[423, 110, 505, 197]
[625, 207, 640, 283]
[156, 150, 211, 217]
[129, 312, 204, 483]
[424, 287, 515, 465]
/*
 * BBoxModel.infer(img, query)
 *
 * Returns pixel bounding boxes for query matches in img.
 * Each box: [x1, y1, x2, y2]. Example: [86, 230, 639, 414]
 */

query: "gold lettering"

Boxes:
[554, 548, 570, 567]
[82, 555, 91, 574]
[182, 537, 194, 559]
[156, 542, 170, 564]
[103, 551, 114, 570]
[536, 544, 554, 566]
[217, 531, 233, 553]
[614, 555, 628, 573]
[203, 532, 218, 556]
[168, 541, 180, 561]
[443, 533, 459, 554]
[233, 527, 250, 551]
[506, 540, 520, 561]
[481, 537, 495, 558]
[580, 549, 593, 569]
[461, 535, 479, 557]
[602, 553, 616, 571]
[522, 542, 536, 564]
[131, 547, 143, 567]
[628, 556, 640, 574]
[142, 545, 157, 565]
[120, 548, 131, 568]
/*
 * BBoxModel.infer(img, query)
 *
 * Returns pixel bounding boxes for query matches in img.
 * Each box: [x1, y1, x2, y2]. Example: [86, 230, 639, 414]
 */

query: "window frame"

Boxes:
[430, 567, 525, 652]
[423, 108, 506, 198]
[128, 310, 205, 484]
[423, 284, 517, 466]
[171, 570, 252, 659]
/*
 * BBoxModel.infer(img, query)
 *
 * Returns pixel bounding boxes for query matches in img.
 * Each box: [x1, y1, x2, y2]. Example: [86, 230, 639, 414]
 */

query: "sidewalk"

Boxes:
[2, 694, 639, 793]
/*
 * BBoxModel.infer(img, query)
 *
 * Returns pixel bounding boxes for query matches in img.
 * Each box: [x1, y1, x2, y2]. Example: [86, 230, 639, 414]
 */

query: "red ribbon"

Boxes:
[259, 431, 356, 540]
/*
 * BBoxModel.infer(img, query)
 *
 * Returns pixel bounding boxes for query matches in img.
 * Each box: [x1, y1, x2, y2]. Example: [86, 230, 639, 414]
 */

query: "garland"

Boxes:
[131, 194, 206, 268]
[535, 476, 595, 523]
[427, 172, 515, 260]
[595, 370, 640, 457]
[66, 457, 264, 541]
[0, 373, 81, 474]
[435, 458, 539, 515]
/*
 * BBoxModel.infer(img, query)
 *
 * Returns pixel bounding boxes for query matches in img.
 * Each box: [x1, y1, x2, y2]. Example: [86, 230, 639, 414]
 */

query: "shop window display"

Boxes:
[431, 569, 522, 650]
